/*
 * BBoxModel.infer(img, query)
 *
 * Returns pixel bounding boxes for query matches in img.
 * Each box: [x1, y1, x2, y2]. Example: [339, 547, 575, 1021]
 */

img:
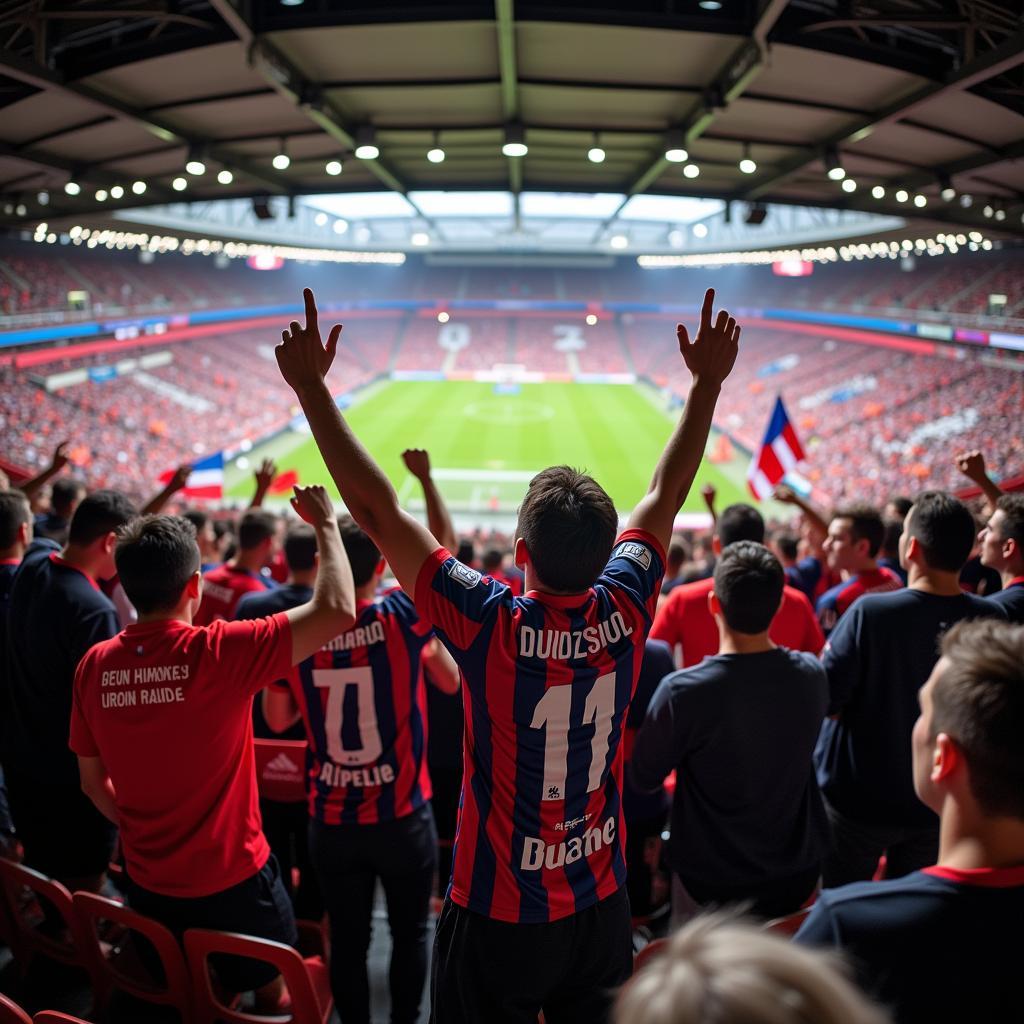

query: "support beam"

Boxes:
[495, 0, 523, 202]
[740, 28, 1024, 200]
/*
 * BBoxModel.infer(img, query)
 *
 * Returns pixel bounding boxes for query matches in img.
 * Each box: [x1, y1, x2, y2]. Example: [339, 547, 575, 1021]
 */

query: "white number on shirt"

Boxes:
[530, 672, 617, 801]
[313, 667, 383, 766]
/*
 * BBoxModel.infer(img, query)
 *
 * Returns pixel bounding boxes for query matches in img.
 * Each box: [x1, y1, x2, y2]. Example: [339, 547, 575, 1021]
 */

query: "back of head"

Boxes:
[50, 477, 87, 518]
[773, 531, 799, 562]
[516, 466, 618, 592]
[905, 491, 975, 573]
[881, 518, 903, 559]
[615, 913, 888, 1024]
[237, 509, 278, 551]
[713, 541, 784, 634]
[887, 495, 914, 520]
[116, 515, 200, 615]
[995, 493, 1024, 553]
[0, 490, 31, 548]
[182, 509, 209, 534]
[337, 514, 381, 587]
[456, 538, 476, 566]
[835, 504, 885, 558]
[283, 523, 318, 573]
[68, 489, 137, 547]
[717, 504, 765, 547]
[667, 539, 690, 575]
[482, 548, 505, 573]
[935, 619, 1024, 820]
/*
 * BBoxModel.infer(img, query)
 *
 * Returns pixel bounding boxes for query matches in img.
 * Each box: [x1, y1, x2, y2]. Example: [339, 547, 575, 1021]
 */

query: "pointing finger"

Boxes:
[326, 323, 342, 362]
[700, 288, 715, 328]
[303, 288, 318, 330]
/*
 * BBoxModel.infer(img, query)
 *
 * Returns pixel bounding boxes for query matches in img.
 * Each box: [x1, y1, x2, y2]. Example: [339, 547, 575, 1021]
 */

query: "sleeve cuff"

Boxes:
[615, 528, 668, 576]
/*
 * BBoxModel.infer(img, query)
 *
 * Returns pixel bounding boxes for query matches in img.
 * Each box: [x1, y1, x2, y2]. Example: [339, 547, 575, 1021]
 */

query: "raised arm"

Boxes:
[627, 289, 740, 552]
[275, 290, 439, 596]
[283, 484, 358, 663]
[141, 462, 191, 516]
[701, 482, 718, 526]
[19, 440, 71, 501]
[249, 458, 278, 508]
[773, 482, 829, 538]
[402, 448, 458, 552]
[955, 450, 1003, 512]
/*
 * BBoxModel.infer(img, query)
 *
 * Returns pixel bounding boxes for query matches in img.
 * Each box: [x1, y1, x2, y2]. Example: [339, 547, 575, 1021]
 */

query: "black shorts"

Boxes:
[4, 766, 116, 881]
[126, 854, 298, 993]
[430, 887, 633, 1024]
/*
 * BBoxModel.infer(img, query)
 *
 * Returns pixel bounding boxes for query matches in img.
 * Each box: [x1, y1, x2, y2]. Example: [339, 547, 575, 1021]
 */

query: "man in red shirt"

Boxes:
[70, 486, 355, 1000]
[193, 508, 280, 625]
[651, 504, 823, 666]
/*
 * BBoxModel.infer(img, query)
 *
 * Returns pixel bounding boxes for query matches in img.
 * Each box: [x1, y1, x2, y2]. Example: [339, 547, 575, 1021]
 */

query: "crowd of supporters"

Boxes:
[1, 283, 1023, 1024]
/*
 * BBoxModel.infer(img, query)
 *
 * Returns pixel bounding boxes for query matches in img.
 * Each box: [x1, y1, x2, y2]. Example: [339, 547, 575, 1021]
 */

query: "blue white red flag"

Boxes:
[747, 396, 807, 500]
[159, 452, 223, 500]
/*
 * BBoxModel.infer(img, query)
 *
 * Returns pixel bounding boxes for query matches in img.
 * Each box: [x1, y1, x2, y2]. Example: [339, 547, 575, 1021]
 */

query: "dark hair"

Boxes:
[284, 523, 318, 572]
[906, 491, 976, 573]
[237, 509, 278, 551]
[183, 509, 209, 533]
[994, 494, 1024, 552]
[456, 538, 476, 566]
[482, 548, 505, 572]
[717, 504, 765, 547]
[667, 539, 690, 573]
[337, 514, 381, 586]
[773, 532, 799, 562]
[516, 466, 618, 592]
[68, 490, 136, 546]
[888, 496, 914, 518]
[713, 541, 784, 634]
[881, 518, 903, 558]
[115, 515, 200, 614]
[834, 504, 885, 558]
[934, 620, 1024, 819]
[50, 477, 87, 517]
[0, 490, 31, 548]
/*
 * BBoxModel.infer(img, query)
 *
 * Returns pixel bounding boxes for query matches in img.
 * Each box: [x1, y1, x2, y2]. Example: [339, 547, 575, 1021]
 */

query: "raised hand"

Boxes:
[773, 483, 798, 504]
[955, 450, 986, 482]
[401, 448, 432, 481]
[50, 440, 71, 472]
[168, 463, 193, 492]
[677, 289, 740, 389]
[290, 484, 335, 527]
[701, 483, 716, 505]
[255, 458, 278, 492]
[276, 288, 342, 391]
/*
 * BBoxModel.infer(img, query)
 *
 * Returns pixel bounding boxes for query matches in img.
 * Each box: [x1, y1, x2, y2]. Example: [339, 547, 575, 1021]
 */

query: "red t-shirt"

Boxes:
[650, 577, 824, 666]
[193, 563, 273, 626]
[69, 613, 292, 898]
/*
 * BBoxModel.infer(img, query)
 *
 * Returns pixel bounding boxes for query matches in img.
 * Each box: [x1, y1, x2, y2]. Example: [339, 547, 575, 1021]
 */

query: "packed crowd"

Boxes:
[1, 286, 1022, 1024]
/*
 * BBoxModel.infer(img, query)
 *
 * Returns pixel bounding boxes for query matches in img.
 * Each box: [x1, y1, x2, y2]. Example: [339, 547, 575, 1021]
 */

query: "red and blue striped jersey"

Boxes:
[285, 591, 435, 825]
[414, 529, 665, 924]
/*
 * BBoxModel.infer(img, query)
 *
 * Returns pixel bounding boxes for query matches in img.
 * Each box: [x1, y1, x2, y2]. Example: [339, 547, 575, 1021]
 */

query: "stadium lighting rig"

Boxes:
[739, 144, 756, 175]
[588, 133, 606, 164]
[663, 129, 688, 163]
[502, 123, 528, 158]
[354, 126, 380, 160]
[825, 148, 846, 181]
[427, 132, 446, 164]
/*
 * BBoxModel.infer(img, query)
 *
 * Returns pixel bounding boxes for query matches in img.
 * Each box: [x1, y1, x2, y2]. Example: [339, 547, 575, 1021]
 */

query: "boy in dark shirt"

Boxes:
[632, 541, 829, 924]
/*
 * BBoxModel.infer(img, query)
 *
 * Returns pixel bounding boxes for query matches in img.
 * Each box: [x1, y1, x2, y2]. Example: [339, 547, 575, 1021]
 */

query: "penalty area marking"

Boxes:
[463, 400, 555, 426]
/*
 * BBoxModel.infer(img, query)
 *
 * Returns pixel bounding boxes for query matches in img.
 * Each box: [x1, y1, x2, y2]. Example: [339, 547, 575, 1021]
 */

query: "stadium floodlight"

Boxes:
[355, 126, 380, 160]
[585, 314, 598, 326]
[693, 223, 709, 238]
[314, 212, 328, 227]
[15, 203, 26, 216]
[95, 189, 108, 202]
[37, 190, 49, 205]
[940, 186, 955, 202]
[64, 180, 81, 196]
[272, 139, 291, 170]
[841, 178, 857, 193]
[172, 176, 188, 191]
[185, 148, 206, 175]
[668, 229, 685, 247]
[217, 168, 234, 184]
[411, 231, 430, 246]
[664, 129, 688, 163]
[995, 208, 1006, 221]
[739, 143, 756, 174]
[502, 123, 528, 158]
[699, 0, 722, 8]
[110, 185, 124, 199]
[871, 185, 885, 199]
[683, 163, 700, 179]
[609, 234, 629, 249]
[895, 189, 909, 203]
[914, 194, 927, 208]
[427, 131, 445, 163]
[825, 147, 845, 181]
[333, 218, 349, 234]
[325, 159, 343, 175]
[588, 132, 606, 164]
[437, 311, 450, 323]
[132, 180, 147, 195]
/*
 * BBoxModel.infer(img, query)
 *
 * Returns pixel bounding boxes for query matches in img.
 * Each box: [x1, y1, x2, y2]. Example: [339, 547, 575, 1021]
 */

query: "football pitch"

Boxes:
[225, 380, 749, 519]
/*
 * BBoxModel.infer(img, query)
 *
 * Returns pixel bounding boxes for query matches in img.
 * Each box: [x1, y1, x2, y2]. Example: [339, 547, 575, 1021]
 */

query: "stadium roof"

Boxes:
[0, 0, 1022, 250]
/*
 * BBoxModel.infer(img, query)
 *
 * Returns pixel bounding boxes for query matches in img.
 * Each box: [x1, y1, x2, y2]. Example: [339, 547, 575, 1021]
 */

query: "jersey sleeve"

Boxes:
[414, 547, 508, 653]
[69, 654, 99, 757]
[821, 602, 864, 715]
[207, 611, 294, 697]
[598, 529, 667, 630]
[386, 589, 434, 640]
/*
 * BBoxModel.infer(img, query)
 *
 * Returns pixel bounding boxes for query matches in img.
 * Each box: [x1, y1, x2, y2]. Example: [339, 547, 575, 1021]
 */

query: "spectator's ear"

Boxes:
[711, 535, 722, 556]
[376, 557, 387, 576]
[187, 571, 202, 600]
[708, 590, 721, 617]
[102, 530, 118, 556]
[19, 520, 31, 546]
[514, 536, 529, 569]
[933, 732, 961, 786]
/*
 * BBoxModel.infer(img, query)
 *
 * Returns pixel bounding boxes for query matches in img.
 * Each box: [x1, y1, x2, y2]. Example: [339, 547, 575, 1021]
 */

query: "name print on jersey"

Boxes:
[519, 610, 633, 659]
[100, 664, 190, 707]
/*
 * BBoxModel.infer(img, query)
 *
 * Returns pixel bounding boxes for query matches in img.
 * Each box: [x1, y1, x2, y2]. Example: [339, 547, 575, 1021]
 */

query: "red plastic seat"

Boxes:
[184, 929, 333, 1024]
[764, 905, 813, 936]
[633, 936, 668, 973]
[72, 891, 194, 1023]
[33, 1014, 95, 1024]
[0, 994, 32, 1024]
[0, 858, 97, 991]
[253, 739, 308, 804]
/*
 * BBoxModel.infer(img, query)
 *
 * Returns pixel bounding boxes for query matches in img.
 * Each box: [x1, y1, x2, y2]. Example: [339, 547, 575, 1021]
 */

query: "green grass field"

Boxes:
[225, 379, 750, 518]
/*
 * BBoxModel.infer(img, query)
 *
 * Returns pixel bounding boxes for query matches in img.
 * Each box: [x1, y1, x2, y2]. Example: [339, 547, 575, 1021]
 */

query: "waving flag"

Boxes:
[747, 396, 807, 500]
[159, 452, 223, 500]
